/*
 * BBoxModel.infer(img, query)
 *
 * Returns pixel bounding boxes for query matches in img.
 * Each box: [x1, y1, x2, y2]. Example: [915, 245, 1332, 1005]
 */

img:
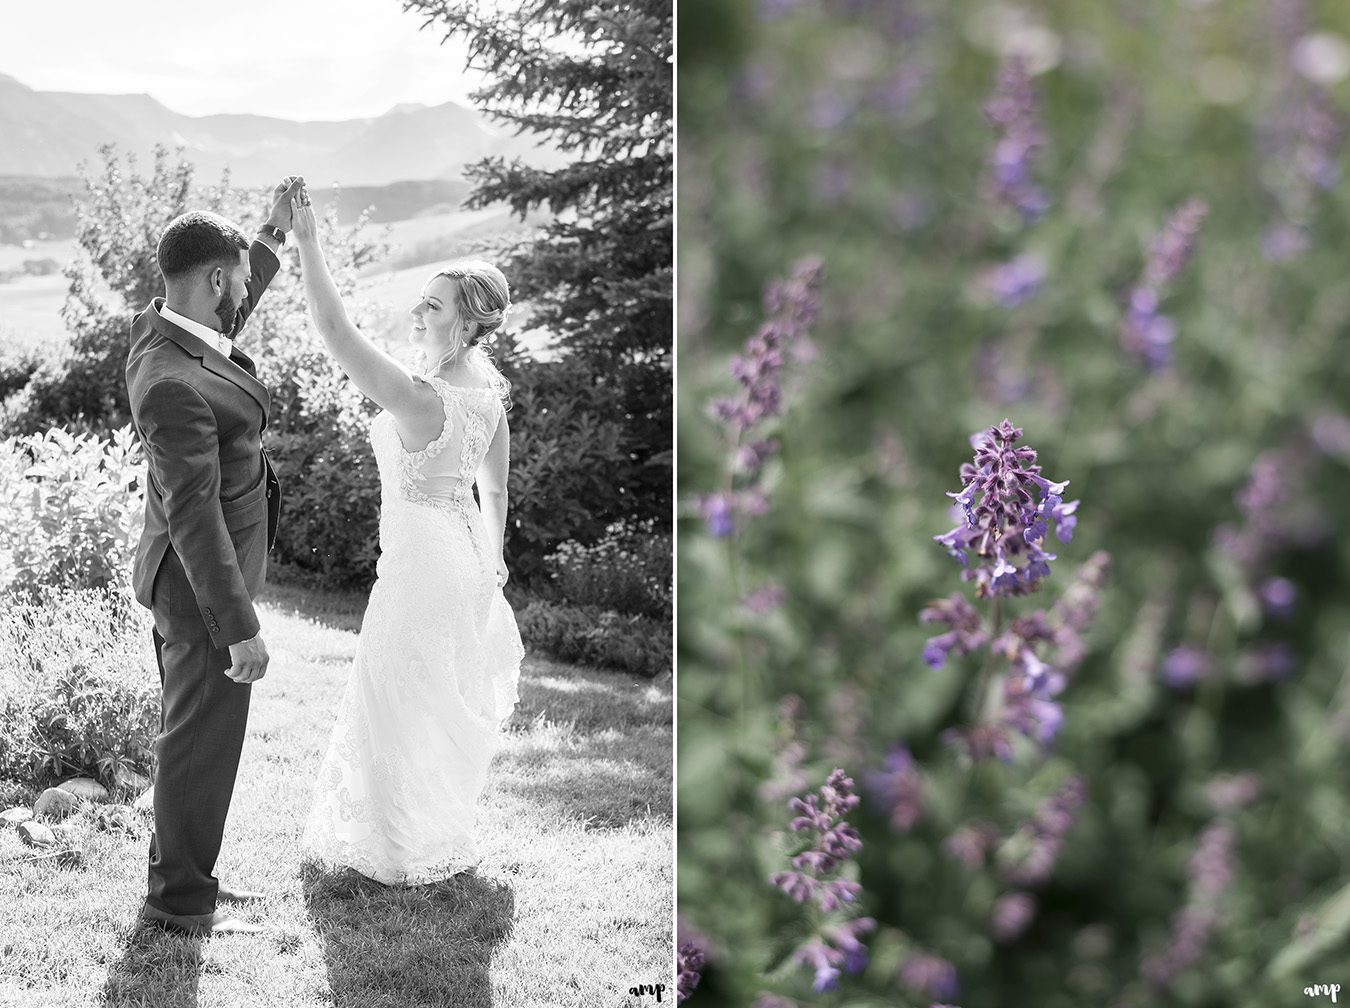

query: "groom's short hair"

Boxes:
[157, 211, 249, 280]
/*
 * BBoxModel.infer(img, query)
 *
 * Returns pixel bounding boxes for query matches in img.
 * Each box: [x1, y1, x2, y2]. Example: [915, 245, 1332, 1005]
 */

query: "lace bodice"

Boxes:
[368, 375, 504, 518]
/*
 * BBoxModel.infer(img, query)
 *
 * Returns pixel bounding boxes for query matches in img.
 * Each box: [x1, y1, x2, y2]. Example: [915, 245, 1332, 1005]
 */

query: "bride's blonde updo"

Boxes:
[428, 259, 513, 406]
[436, 260, 511, 347]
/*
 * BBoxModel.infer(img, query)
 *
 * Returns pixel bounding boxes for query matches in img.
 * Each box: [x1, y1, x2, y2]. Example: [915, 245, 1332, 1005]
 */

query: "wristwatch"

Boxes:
[258, 224, 286, 245]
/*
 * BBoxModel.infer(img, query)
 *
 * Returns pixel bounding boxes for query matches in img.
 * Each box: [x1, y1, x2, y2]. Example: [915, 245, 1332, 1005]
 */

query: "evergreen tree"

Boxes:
[402, 0, 674, 528]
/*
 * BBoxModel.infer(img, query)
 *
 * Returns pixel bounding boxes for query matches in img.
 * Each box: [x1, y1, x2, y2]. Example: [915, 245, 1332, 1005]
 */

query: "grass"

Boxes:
[0, 579, 672, 1007]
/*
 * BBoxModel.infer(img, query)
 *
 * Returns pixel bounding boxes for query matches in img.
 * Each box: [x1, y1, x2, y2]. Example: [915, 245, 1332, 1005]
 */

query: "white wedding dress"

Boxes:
[302, 374, 524, 884]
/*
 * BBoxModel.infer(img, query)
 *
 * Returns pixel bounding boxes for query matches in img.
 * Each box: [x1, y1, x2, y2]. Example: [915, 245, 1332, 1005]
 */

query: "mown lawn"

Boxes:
[0, 580, 673, 1007]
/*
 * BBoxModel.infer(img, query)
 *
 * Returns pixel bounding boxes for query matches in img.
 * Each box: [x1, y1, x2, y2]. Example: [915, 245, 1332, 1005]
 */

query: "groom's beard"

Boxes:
[214, 291, 241, 335]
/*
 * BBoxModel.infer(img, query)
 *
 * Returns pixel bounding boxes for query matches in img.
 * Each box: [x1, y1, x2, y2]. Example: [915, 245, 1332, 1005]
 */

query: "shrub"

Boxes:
[541, 518, 672, 620]
[514, 598, 670, 678]
[0, 424, 144, 598]
[0, 588, 158, 788]
[0, 345, 40, 402]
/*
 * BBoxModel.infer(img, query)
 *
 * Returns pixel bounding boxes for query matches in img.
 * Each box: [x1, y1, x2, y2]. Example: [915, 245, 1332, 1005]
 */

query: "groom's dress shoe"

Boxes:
[217, 883, 268, 903]
[140, 906, 263, 936]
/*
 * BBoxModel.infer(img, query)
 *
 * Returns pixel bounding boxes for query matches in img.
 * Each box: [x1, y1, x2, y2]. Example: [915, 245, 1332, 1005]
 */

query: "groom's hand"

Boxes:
[226, 633, 270, 684]
[265, 175, 304, 233]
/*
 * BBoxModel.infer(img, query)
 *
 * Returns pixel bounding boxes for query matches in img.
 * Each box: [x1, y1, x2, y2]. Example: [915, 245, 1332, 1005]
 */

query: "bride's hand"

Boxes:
[495, 557, 509, 589]
[290, 196, 318, 245]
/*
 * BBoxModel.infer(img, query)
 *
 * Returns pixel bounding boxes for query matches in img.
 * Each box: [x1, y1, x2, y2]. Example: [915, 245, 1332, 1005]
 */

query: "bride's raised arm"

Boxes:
[289, 198, 434, 420]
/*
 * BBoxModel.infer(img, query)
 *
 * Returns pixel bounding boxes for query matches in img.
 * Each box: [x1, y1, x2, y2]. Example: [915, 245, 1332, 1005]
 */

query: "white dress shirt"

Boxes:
[161, 303, 234, 359]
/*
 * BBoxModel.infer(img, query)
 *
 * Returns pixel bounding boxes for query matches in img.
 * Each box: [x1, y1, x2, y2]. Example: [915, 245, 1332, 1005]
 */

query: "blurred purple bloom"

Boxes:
[702, 259, 823, 535]
[1120, 198, 1207, 371]
[1048, 551, 1112, 672]
[977, 254, 1047, 308]
[990, 891, 1038, 942]
[1000, 775, 1088, 887]
[899, 950, 961, 1001]
[944, 820, 1001, 868]
[944, 723, 1015, 764]
[865, 745, 926, 832]
[678, 942, 706, 1003]
[1236, 641, 1298, 683]
[743, 581, 788, 615]
[1257, 576, 1297, 620]
[794, 917, 877, 992]
[934, 419, 1076, 598]
[1205, 772, 1262, 813]
[983, 55, 1049, 221]
[1311, 410, 1350, 459]
[761, 695, 813, 804]
[1160, 645, 1212, 689]
[1140, 820, 1236, 990]
[1260, 221, 1312, 262]
[920, 594, 987, 669]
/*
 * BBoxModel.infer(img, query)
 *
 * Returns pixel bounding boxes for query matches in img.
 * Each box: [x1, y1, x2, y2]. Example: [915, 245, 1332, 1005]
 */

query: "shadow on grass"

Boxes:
[301, 861, 515, 1008]
[97, 920, 203, 1008]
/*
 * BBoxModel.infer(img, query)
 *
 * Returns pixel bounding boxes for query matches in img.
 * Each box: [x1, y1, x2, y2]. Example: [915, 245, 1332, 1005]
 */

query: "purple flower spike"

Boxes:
[934, 420, 1077, 598]
[772, 771, 874, 992]
[990, 891, 1038, 942]
[1120, 198, 1208, 371]
[1000, 775, 1088, 887]
[899, 950, 961, 1000]
[1160, 645, 1212, 689]
[1139, 820, 1236, 990]
[983, 55, 1049, 221]
[977, 254, 1047, 308]
[1257, 576, 1297, 620]
[865, 745, 926, 832]
[678, 942, 706, 1003]
[920, 594, 987, 669]
[702, 259, 824, 536]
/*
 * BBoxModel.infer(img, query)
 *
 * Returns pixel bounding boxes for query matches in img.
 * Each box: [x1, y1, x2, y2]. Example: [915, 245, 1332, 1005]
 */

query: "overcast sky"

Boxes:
[0, 0, 481, 120]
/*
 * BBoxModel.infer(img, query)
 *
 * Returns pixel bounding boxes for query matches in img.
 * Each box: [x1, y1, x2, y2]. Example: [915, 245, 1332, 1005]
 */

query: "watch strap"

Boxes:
[258, 224, 286, 245]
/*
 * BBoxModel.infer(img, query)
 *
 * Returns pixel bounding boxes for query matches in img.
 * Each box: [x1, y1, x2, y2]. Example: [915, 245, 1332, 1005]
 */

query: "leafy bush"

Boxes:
[514, 598, 670, 678]
[0, 344, 40, 402]
[0, 424, 143, 597]
[0, 588, 158, 788]
[541, 518, 672, 620]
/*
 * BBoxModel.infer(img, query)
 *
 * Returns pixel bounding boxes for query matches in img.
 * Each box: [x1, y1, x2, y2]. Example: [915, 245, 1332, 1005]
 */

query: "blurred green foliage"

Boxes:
[678, 2, 1350, 1006]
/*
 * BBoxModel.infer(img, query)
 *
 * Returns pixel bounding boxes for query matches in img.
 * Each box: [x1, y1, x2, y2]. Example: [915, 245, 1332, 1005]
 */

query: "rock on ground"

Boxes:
[58, 778, 110, 802]
[33, 788, 81, 821]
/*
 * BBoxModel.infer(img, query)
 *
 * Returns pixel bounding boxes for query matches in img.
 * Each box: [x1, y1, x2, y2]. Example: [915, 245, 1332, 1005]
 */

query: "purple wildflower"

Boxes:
[977, 254, 1047, 308]
[1159, 645, 1212, 689]
[1140, 820, 1236, 990]
[760, 695, 813, 804]
[1120, 198, 1208, 371]
[1205, 772, 1262, 813]
[990, 891, 1038, 942]
[864, 745, 926, 832]
[743, 581, 788, 615]
[934, 419, 1076, 598]
[771, 770, 864, 912]
[678, 942, 706, 1003]
[1047, 551, 1112, 672]
[771, 771, 875, 994]
[920, 594, 987, 669]
[944, 820, 1001, 868]
[983, 54, 1049, 221]
[702, 259, 824, 536]
[899, 950, 961, 1001]
[1257, 576, 1297, 620]
[999, 775, 1088, 887]
[1236, 641, 1298, 684]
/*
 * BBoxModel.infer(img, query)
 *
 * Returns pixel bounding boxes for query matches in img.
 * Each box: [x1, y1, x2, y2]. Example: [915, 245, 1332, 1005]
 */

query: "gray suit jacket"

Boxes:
[126, 240, 282, 646]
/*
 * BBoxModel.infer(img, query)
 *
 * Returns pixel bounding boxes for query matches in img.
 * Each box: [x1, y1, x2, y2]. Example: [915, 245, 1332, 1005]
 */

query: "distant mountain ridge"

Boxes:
[0, 72, 561, 187]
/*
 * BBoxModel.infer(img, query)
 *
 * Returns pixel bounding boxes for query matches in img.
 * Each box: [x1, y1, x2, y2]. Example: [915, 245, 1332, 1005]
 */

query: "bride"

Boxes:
[289, 192, 524, 884]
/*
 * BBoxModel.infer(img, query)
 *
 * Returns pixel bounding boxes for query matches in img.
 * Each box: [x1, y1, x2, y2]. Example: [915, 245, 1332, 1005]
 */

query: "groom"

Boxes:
[125, 175, 304, 935]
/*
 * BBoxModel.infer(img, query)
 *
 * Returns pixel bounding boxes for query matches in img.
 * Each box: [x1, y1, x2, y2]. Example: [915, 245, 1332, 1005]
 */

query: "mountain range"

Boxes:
[0, 72, 562, 187]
